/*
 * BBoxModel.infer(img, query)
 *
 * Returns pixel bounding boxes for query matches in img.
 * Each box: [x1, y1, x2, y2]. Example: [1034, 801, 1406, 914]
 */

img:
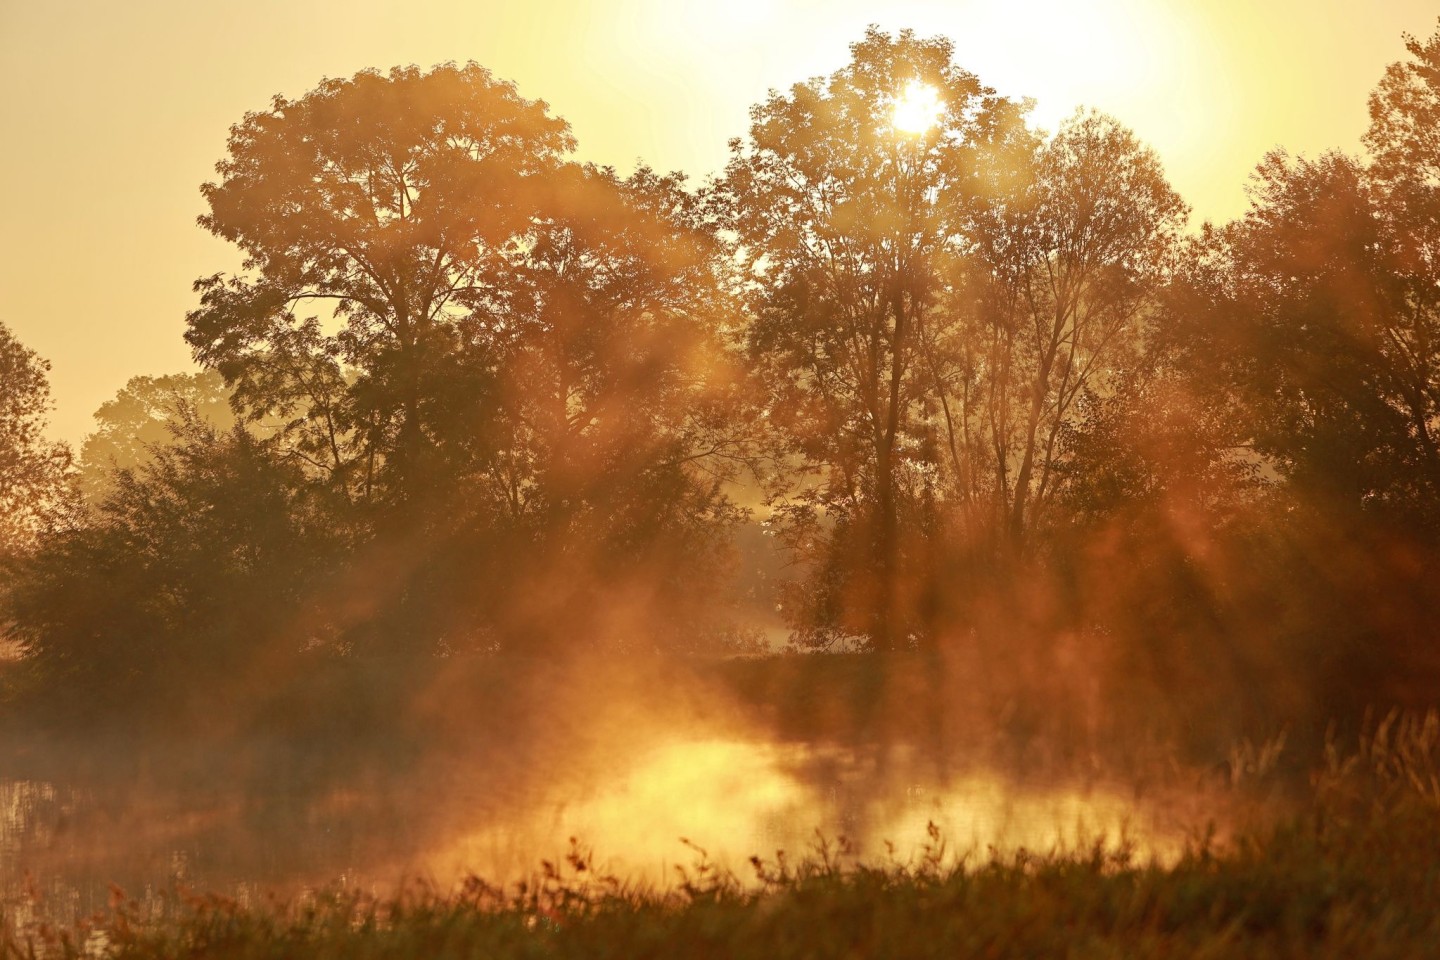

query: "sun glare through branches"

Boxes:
[891, 81, 943, 134]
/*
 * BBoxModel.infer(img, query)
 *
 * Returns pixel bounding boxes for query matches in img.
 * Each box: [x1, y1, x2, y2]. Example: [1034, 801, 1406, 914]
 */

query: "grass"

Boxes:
[5, 711, 1440, 959]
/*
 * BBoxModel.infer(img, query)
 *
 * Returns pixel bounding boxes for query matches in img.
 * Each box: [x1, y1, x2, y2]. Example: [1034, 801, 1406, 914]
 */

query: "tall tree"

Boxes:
[187, 62, 573, 503]
[1366, 19, 1440, 246]
[188, 64, 758, 654]
[723, 27, 1030, 650]
[1359, 19, 1440, 514]
[943, 110, 1187, 548]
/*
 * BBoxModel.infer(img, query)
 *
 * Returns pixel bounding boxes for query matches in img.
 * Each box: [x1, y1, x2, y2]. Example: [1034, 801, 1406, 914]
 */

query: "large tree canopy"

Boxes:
[1169, 151, 1440, 528]
[185, 62, 759, 655]
[951, 109, 1187, 546]
[187, 62, 574, 501]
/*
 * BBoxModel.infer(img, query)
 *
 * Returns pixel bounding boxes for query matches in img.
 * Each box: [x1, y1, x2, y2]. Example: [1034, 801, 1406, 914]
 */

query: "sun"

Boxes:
[892, 81, 943, 135]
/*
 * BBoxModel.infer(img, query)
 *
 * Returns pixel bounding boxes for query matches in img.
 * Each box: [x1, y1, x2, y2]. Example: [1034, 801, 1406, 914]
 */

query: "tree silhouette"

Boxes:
[946, 110, 1186, 548]
[7, 418, 339, 725]
[722, 31, 1183, 649]
[1366, 19, 1440, 245]
[1173, 152, 1440, 527]
[478, 164, 759, 645]
[10, 22, 1440, 738]
[187, 63, 572, 503]
[354, 163, 762, 654]
[722, 27, 1030, 651]
[186, 63, 758, 656]
[1360, 20, 1440, 516]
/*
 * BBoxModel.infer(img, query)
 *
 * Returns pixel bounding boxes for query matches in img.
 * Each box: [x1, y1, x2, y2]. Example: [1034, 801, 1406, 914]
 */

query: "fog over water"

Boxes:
[0, 650, 1241, 928]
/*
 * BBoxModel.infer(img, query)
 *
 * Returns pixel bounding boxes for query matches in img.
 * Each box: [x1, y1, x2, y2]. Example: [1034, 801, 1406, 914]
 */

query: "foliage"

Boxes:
[1366, 19, 1440, 270]
[723, 27, 1032, 650]
[77, 371, 239, 499]
[0, 323, 73, 558]
[724, 29, 1185, 651]
[448, 163, 761, 652]
[5, 420, 340, 725]
[183, 62, 761, 658]
[950, 109, 1187, 546]
[1176, 154, 1440, 526]
[9, 20, 1440, 724]
[187, 62, 573, 501]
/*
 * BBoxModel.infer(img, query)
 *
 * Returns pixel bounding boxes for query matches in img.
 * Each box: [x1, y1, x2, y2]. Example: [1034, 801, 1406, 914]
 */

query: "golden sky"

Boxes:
[2, 0, 1436, 445]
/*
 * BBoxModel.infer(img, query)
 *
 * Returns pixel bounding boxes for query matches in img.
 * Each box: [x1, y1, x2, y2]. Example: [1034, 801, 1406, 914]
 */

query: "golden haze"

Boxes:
[0, 0, 1436, 444]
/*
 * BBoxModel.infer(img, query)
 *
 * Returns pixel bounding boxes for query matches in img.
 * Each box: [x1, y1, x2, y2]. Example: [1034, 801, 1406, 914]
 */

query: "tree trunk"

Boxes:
[874, 285, 910, 651]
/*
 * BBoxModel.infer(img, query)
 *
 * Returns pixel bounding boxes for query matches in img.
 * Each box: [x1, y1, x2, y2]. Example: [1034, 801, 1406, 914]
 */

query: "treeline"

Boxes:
[4, 26, 1440, 735]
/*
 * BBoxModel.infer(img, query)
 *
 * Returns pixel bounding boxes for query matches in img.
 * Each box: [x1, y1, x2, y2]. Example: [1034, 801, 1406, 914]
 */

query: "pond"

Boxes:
[0, 733, 1193, 933]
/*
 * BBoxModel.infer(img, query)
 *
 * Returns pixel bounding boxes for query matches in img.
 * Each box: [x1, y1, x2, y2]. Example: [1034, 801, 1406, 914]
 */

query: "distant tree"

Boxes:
[722, 27, 1031, 650]
[77, 370, 237, 498]
[0, 323, 72, 557]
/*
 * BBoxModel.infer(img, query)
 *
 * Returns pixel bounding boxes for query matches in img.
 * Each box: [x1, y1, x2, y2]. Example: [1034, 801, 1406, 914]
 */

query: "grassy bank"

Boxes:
[5, 712, 1439, 960]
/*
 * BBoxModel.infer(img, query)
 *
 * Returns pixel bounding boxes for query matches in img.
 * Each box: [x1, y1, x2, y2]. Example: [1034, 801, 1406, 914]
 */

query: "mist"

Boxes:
[3, 22, 1440, 948]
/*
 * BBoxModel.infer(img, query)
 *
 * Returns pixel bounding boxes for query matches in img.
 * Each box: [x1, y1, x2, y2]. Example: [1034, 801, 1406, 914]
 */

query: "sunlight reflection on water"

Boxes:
[0, 736, 1191, 927]
[428, 737, 1186, 887]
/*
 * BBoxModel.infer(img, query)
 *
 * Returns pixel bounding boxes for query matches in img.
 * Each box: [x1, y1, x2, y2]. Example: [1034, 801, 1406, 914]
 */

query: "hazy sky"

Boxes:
[2, 0, 1437, 445]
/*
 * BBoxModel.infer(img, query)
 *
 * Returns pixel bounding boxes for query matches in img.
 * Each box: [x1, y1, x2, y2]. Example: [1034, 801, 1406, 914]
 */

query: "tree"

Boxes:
[6, 419, 338, 725]
[187, 62, 573, 503]
[1366, 19, 1440, 257]
[1356, 19, 1440, 520]
[0, 322, 72, 557]
[77, 370, 238, 498]
[188, 64, 759, 655]
[943, 110, 1187, 548]
[722, 27, 1031, 650]
[1175, 151, 1440, 526]
[482, 164, 759, 645]
[724, 30, 1183, 649]
[1120, 142, 1440, 721]
[356, 162, 762, 653]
